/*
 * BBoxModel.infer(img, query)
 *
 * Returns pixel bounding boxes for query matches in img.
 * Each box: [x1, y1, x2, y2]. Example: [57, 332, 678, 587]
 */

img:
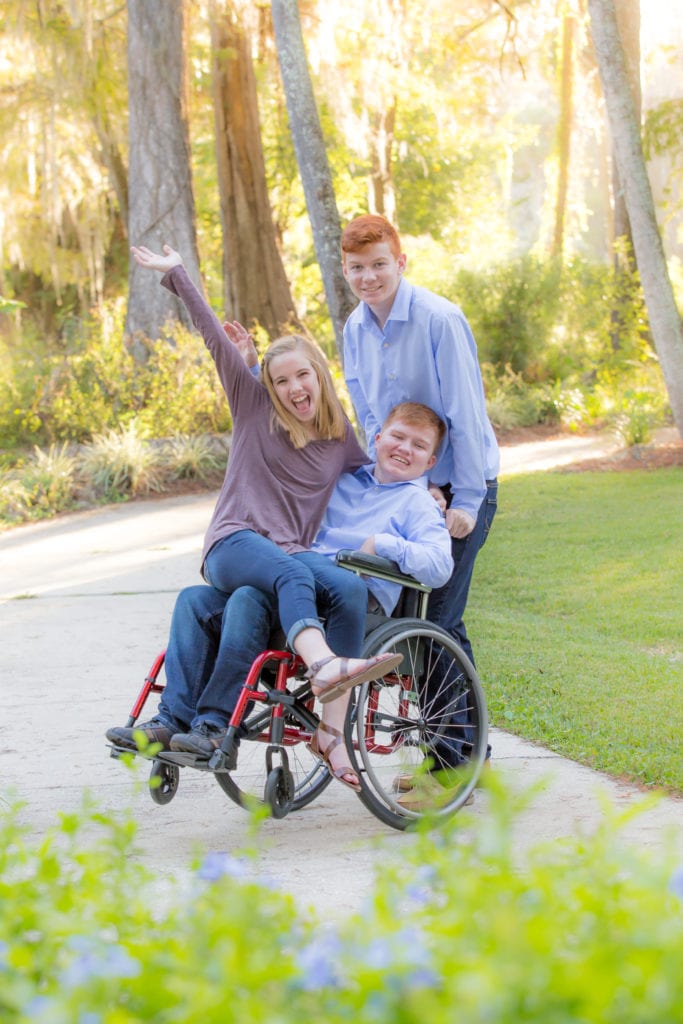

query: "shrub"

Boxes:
[611, 388, 668, 447]
[78, 421, 166, 501]
[483, 365, 558, 430]
[0, 443, 78, 524]
[1, 782, 682, 1022]
[134, 322, 233, 438]
[454, 256, 563, 377]
[162, 433, 228, 482]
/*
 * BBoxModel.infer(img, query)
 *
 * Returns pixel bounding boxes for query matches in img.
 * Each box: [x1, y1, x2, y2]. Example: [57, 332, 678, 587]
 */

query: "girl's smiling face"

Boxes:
[267, 350, 321, 426]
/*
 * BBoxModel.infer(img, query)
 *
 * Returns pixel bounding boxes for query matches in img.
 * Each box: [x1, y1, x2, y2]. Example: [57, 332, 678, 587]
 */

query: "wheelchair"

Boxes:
[107, 550, 488, 831]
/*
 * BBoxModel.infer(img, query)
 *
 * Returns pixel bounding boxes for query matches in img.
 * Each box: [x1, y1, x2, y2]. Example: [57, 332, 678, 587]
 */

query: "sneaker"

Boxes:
[105, 717, 174, 751]
[170, 721, 227, 757]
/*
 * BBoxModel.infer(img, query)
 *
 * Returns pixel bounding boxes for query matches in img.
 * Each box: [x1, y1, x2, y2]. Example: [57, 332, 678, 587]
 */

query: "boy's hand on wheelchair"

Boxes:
[359, 536, 377, 555]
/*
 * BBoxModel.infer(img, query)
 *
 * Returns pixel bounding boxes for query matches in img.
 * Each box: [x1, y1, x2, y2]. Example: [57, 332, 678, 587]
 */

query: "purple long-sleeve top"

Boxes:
[161, 266, 369, 569]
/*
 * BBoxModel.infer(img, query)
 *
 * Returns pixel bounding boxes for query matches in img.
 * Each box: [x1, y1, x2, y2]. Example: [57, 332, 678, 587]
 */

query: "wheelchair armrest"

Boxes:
[335, 548, 432, 593]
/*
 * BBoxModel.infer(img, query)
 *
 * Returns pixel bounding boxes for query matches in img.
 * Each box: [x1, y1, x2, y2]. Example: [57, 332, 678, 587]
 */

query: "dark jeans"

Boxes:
[159, 584, 273, 732]
[157, 553, 369, 732]
[203, 530, 323, 650]
[426, 479, 498, 766]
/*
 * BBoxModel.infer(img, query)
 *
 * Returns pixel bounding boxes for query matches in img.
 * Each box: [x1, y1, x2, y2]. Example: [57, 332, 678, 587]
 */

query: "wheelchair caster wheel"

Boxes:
[149, 760, 179, 805]
[264, 765, 294, 818]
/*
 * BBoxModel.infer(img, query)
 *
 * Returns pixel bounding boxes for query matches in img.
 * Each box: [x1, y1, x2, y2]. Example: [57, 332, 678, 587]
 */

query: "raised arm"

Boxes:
[130, 244, 183, 274]
[131, 243, 260, 407]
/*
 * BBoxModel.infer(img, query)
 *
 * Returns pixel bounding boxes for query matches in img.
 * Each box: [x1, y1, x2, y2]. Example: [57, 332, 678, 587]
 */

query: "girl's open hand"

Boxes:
[130, 244, 183, 273]
[223, 320, 259, 368]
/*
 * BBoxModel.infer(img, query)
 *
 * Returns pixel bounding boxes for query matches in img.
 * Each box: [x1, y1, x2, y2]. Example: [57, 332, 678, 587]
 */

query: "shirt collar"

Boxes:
[357, 463, 430, 490]
[359, 276, 412, 328]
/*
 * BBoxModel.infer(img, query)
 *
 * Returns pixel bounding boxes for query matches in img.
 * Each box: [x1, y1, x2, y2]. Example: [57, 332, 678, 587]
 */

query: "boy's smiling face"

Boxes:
[342, 241, 406, 320]
[373, 418, 438, 484]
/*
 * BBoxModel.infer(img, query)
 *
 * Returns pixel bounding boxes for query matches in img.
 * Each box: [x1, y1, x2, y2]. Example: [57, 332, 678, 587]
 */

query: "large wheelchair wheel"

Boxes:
[346, 618, 488, 830]
[214, 675, 333, 814]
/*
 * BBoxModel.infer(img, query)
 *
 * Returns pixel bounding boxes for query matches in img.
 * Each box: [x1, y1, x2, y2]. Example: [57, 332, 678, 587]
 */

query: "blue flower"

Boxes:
[358, 925, 439, 988]
[22, 995, 54, 1020]
[60, 941, 140, 989]
[404, 864, 437, 905]
[295, 929, 343, 990]
[364, 937, 394, 970]
[668, 866, 683, 901]
[403, 966, 441, 989]
[197, 850, 251, 882]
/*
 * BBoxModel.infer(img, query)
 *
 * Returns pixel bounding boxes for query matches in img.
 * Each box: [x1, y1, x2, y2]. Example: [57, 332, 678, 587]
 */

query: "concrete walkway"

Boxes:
[1, 432, 681, 916]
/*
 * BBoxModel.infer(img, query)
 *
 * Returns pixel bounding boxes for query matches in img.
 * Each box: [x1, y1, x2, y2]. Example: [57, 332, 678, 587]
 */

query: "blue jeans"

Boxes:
[158, 556, 368, 731]
[426, 479, 498, 767]
[203, 530, 325, 649]
[158, 584, 274, 732]
[292, 550, 368, 655]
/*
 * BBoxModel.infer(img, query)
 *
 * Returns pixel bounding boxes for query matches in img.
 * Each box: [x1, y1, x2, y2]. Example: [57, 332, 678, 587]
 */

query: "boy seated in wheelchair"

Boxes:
[106, 402, 452, 792]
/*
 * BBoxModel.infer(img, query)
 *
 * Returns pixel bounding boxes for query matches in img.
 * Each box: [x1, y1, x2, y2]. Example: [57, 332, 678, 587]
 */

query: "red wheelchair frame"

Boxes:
[109, 550, 488, 831]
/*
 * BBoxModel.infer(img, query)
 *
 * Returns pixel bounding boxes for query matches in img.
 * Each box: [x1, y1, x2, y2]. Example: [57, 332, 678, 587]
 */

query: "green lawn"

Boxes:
[468, 467, 683, 791]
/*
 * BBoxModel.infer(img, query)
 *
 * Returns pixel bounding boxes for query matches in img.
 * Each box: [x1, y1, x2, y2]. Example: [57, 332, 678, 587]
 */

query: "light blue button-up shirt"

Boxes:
[311, 464, 453, 614]
[344, 276, 499, 519]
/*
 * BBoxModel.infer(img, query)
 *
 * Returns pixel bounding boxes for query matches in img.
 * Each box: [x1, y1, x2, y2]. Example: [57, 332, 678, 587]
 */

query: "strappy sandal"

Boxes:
[307, 722, 361, 792]
[305, 652, 403, 705]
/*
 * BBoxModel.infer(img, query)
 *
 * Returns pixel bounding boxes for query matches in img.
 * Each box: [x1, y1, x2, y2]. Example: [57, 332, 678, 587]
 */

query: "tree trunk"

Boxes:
[552, 13, 574, 259]
[588, 0, 683, 438]
[612, 0, 641, 267]
[210, 1, 299, 339]
[125, 0, 202, 358]
[368, 103, 397, 226]
[270, 0, 356, 360]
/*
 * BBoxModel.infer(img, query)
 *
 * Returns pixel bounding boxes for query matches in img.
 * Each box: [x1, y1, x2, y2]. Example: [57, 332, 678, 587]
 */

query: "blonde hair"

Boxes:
[261, 334, 347, 449]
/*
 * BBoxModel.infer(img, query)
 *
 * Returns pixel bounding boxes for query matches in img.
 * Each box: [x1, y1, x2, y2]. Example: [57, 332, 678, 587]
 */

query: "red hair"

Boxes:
[382, 402, 446, 455]
[341, 214, 402, 261]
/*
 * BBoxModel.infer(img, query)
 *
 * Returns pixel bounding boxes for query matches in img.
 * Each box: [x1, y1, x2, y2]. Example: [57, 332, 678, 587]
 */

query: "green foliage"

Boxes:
[469, 470, 683, 790]
[162, 434, 228, 482]
[134, 323, 233, 438]
[483, 364, 559, 429]
[1, 785, 682, 1022]
[0, 309, 233, 450]
[78, 422, 166, 502]
[451, 253, 652, 385]
[643, 97, 683, 219]
[0, 296, 26, 313]
[417, 250, 670, 432]
[612, 388, 668, 447]
[0, 443, 76, 522]
[0, 428, 230, 529]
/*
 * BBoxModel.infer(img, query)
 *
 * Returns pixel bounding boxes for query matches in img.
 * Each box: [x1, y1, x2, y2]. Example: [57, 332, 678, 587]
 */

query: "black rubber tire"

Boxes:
[264, 765, 295, 818]
[149, 760, 179, 805]
[345, 618, 488, 830]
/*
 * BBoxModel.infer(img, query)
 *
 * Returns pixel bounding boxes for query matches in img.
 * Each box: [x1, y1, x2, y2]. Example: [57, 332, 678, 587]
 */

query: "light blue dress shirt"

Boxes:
[343, 276, 500, 520]
[310, 464, 453, 615]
